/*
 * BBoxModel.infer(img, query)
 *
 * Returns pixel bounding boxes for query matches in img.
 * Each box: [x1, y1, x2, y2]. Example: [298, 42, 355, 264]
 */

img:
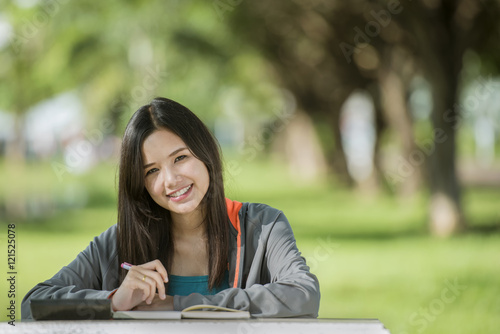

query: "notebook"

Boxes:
[114, 304, 250, 319]
[30, 299, 250, 320]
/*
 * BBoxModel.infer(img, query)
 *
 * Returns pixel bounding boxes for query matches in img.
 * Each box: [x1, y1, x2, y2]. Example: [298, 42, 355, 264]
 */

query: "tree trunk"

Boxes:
[427, 72, 464, 236]
[325, 94, 354, 187]
[378, 49, 421, 197]
[272, 110, 327, 182]
[367, 84, 386, 194]
[417, 4, 467, 237]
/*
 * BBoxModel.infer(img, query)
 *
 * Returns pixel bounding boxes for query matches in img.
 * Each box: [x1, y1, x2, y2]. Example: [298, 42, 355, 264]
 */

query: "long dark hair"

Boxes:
[117, 97, 228, 289]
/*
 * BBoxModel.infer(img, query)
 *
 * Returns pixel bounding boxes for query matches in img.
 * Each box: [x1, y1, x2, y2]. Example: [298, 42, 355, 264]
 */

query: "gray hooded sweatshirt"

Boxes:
[22, 199, 320, 319]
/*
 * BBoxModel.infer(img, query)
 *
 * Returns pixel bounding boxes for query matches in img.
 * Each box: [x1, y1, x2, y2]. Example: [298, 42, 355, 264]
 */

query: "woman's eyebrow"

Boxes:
[168, 147, 188, 157]
[143, 147, 188, 169]
[143, 162, 155, 169]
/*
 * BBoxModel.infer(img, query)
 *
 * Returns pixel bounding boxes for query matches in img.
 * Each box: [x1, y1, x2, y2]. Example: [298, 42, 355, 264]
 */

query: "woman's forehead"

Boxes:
[142, 129, 187, 159]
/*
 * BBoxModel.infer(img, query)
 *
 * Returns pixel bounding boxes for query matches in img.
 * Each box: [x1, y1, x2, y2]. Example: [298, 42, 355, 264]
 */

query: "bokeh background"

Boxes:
[1, 0, 500, 332]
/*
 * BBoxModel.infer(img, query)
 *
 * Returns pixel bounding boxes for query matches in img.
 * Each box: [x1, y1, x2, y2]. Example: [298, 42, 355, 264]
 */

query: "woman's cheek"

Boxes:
[144, 178, 158, 198]
[152, 179, 163, 197]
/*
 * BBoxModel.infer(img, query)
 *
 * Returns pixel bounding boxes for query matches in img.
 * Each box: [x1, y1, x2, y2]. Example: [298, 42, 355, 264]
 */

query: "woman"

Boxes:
[22, 97, 320, 318]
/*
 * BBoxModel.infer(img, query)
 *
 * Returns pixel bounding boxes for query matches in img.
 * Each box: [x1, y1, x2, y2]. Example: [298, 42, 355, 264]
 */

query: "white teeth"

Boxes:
[169, 185, 192, 198]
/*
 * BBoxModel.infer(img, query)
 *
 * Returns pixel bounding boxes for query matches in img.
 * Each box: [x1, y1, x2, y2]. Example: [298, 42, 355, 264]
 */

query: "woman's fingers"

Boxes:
[125, 271, 153, 302]
[139, 259, 169, 283]
[112, 259, 168, 311]
[111, 278, 151, 311]
[138, 260, 168, 300]
[131, 260, 168, 301]
[133, 295, 174, 311]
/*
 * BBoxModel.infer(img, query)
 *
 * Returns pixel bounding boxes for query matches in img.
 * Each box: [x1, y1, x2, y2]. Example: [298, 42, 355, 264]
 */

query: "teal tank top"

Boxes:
[167, 270, 230, 296]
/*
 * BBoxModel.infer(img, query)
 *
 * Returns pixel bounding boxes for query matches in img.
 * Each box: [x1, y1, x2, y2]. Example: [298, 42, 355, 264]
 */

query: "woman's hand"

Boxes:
[111, 259, 169, 311]
[133, 294, 174, 311]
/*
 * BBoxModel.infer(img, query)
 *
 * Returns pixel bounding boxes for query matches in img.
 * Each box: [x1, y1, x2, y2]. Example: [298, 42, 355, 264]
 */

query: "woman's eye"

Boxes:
[146, 168, 158, 176]
[174, 155, 187, 163]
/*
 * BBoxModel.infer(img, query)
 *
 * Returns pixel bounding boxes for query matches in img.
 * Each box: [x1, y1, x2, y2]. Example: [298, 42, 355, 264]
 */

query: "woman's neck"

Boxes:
[170, 210, 206, 238]
[169, 210, 209, 276]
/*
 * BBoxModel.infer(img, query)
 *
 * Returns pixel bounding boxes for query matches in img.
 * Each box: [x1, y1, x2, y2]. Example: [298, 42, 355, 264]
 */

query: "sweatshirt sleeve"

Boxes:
[21, 225, 119, 320]
[173, 212, 321, 318]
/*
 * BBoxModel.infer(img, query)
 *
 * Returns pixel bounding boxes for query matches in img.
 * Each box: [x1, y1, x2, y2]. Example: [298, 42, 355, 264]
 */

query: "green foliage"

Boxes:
[1, 0, 280, 125]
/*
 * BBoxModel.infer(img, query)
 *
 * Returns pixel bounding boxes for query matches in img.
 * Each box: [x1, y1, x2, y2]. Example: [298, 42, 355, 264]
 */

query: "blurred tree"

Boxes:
[227, 0, 500, 236]
[229, 2, 373, 186]
[365, 0, 499, 236]
[0, 1, 138, 219]
[1, 0, 277, 149]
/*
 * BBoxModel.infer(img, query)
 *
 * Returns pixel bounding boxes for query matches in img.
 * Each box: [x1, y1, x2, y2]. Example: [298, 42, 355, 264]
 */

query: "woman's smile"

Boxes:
[167, 184, 193, 201]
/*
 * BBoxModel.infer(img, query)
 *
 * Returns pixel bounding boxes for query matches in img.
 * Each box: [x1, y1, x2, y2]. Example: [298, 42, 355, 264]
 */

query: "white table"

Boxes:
[4, 318, 391, 334]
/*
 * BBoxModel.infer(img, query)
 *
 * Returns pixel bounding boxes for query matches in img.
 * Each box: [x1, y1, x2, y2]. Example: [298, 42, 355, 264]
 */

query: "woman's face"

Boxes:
[142, 129, 210, 220]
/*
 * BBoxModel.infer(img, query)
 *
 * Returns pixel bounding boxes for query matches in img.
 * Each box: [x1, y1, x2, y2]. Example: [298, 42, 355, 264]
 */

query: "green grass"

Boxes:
[1, 158, 499, 334]
[305, 235, 500, 333]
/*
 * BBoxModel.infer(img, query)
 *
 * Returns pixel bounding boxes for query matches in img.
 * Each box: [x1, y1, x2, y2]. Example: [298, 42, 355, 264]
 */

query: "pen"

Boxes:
[121, 262, 133, 270]
[120, 261, 169, 287]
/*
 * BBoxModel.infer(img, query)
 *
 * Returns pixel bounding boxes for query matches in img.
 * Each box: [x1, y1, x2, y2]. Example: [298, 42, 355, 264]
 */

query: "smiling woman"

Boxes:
[21, 97, 320, 319]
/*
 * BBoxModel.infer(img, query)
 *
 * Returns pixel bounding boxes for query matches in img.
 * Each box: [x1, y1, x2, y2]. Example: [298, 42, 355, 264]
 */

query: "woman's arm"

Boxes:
[21, 225, 120, 319]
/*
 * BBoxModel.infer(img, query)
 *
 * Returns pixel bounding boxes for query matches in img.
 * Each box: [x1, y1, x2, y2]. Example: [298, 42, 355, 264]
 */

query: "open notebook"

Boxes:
[30, 299, 250, 320]
[114, 304, 250, 319]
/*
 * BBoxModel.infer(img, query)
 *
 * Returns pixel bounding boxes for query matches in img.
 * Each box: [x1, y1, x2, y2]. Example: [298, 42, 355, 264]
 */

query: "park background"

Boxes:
[0, 0, 499, 333]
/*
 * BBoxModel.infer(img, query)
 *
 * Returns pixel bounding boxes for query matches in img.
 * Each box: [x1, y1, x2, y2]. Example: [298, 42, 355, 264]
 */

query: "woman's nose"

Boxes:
[162, 167, 179, 189]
